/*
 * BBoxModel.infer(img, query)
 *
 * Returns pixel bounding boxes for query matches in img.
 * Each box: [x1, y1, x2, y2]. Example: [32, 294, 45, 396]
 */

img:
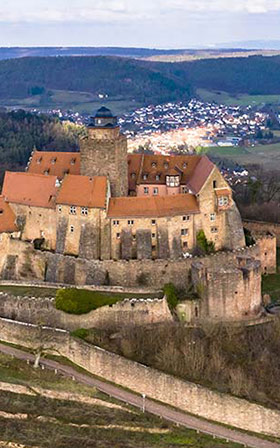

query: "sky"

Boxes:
[0, 0, 280, 48]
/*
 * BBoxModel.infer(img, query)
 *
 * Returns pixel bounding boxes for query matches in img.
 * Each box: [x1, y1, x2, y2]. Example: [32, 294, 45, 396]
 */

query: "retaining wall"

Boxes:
[0, 317, 280, 438]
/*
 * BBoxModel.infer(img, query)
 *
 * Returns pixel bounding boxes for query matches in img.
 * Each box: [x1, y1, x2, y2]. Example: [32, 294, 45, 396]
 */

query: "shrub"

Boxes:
[55, 288, 122, 315]
[71, 328, 90, 340]
[196, 230, 215, 255]
[163, 283, 178, 310]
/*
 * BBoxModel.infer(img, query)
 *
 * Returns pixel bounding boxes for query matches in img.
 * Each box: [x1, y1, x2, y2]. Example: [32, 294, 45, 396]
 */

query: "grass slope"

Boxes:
[0, 352, 241, 448]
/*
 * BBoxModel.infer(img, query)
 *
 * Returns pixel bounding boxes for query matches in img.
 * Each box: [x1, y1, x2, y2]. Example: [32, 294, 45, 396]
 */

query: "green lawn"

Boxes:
[204, 142, 280, 171]
[197, 89, 280, 106]
[0, 352, 242, 448]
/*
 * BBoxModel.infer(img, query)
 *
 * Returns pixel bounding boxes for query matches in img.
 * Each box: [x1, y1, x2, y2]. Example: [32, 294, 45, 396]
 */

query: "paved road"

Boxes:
[0, 342, 279, 448]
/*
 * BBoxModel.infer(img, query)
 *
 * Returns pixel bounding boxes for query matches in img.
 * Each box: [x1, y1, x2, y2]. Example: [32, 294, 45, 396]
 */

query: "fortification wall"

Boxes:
[0, 293, 172, 331]
[0, 236, 275, 290]
[1, 317, 280, 438]
[243, 219, 280, 247]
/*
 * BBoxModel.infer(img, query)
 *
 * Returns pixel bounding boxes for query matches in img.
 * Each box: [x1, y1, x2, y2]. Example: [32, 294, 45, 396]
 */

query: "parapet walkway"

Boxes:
[0, 342, 279, 448]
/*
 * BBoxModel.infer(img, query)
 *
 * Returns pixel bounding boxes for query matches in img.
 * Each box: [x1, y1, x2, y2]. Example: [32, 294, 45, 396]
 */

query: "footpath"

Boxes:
[0, 342, 279, 448]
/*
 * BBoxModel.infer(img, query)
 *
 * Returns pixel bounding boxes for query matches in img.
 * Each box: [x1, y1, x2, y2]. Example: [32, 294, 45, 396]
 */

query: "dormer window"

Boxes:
[164, 162, 169, 169]
[70, 158, 76, 165]
[64, 169, 70, 175]
[44, 169, 49, 175]
[166, 175, 180, 187]
[213, 180, 217, 189]
[151, 162, 157, 168]
[131, 173, 136, 179]
[51, 157, 57, 164]
[218, 196, 229, 207]
[183, 162, 188, 169]
[156, 174, 160, 181]
[37, 157, 42, 164]
[143, 174, 148, 181]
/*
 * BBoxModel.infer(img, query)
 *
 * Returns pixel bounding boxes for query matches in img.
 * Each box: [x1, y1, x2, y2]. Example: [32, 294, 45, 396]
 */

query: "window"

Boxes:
[144, 187, 149, 195]
[182, 215, 190, 222]
[58, 205, 62, 213]
[210, 213, 216, 221]
[37, 157, 42, 164]
[166, 176, 180, 187]
[151, 162, 157, 168]
[128, 220, 134, 225]
[182, 186, 188, 194]
[81, 207, 88, 216]
[131, 173, 136, 179]
[143, 174, 148, 180]
[164, 162, 169, 169]
[70, 158, 76, 165]
[64, 169, 70, 175]
[183, 162, 187, 169]
[44, 169, 49, 175]
[51, 157, 57, 164]
[183, 241, 188, 248]
[70, 206, 76, 215]
[113, 220, 119, 226]
[218, 196, 229, 207]
[152, 233, 156, 238]
[213, 180, 217, 189]
[153, 188, 159, 196]
[116, 232, 121, 239]
[211, 227, 218, 233]
[152, 245, 156, 251]
[70, 225, 74, 233]
[181, 229, 188, 236]
[156, 174, 160, 181]
[152, 219, 156, 225]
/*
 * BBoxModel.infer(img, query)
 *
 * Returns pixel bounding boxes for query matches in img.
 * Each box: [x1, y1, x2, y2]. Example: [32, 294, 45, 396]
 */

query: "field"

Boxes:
[0, 90, 142, 115]
[197, 89, 280, 106]
[204, 143, 280, 171]
[0, 352, 241, 448]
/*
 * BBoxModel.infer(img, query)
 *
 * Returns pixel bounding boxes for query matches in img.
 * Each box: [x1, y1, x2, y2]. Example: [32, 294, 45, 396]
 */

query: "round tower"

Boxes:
[80, 107, 128, 197]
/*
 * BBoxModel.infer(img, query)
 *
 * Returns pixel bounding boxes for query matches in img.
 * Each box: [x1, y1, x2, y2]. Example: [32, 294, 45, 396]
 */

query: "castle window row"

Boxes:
[166, 176, 180, 187]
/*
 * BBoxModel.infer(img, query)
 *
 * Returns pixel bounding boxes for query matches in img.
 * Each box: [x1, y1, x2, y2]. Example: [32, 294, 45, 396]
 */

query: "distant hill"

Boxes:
[0, 56, 192, 105]
[0, 55, 280, 112]
[0, 47, 191, 61]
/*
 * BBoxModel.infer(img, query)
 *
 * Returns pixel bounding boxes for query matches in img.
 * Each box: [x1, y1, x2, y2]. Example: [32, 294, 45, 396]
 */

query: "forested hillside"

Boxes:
[0, 56, 192, 104]
[0, 55, 280, 107]
[0, 110, 82, 182]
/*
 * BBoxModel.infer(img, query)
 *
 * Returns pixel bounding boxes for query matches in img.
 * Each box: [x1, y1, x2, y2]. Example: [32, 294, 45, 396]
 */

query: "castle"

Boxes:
[0, 106, 245, 260]
[0, 107, 276, 322]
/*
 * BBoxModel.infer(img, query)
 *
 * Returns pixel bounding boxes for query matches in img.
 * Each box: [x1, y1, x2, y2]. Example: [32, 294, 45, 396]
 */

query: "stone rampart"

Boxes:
[0, 293, 172, 331]
[1, 317, 280, 438]
[0, 236, 275, 290]
[243, 219, 280, 247]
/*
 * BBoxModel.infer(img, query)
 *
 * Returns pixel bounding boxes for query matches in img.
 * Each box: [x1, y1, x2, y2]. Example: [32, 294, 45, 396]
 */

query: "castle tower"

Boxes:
[80, 107, 128, 197]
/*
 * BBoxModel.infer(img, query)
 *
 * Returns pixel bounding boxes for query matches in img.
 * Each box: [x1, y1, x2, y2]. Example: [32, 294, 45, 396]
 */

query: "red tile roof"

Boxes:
[27, 151, 80, 179]
[0, 196, 18, 233]
[187, 156, 214, 194]
[108, 194, 199, 218]
[127, 154, 201, 190]
[56, 175, 107, 208]
[2, 172, 58, 209]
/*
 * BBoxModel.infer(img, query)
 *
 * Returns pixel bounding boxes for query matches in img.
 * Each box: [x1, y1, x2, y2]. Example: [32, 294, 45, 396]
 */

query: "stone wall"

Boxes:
[0, 236, 274, 291]
[243, 219, 280, 247]
[0, 294, 171, 331]
[1, 317, 280, 438]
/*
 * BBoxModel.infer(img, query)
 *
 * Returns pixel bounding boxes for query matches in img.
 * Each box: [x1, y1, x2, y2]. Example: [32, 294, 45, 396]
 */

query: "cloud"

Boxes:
[0, 0, 279, 24]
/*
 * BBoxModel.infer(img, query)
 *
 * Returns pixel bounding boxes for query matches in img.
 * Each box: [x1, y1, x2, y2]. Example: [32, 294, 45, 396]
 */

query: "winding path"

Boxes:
[0, 342, 279, 448]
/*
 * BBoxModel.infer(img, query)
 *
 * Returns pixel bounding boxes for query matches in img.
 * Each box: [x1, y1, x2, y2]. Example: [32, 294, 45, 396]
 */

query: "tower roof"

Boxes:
[95, 106, 114, 119]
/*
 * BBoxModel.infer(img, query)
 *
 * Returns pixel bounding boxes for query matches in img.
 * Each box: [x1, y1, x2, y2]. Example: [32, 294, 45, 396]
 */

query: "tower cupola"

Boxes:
[90, 107, 118, 128]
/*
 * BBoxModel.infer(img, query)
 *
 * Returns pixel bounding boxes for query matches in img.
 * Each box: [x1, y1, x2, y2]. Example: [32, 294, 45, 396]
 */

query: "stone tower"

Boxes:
[80, 107, 128, 197]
